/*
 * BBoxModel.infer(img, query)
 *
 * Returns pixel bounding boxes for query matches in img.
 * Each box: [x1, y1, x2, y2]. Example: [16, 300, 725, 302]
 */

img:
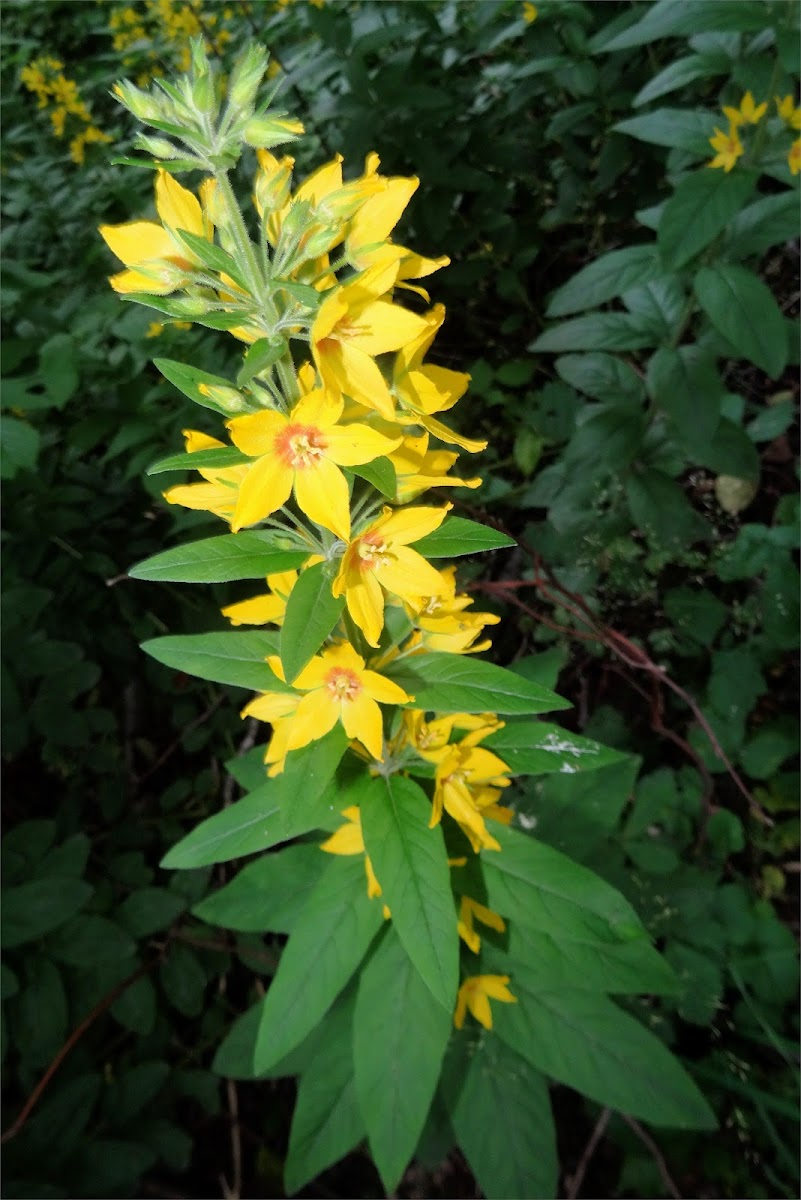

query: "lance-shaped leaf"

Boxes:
[253, 856, 384, 1074]
[483, 720, 629, 775]
[385, 652, 569, 716]
[130, 533, 309, 584]
[348, 457, 397, 498]
[280, 560, 344, 683]
[547, 244, 660, 317]
[412, 516, 515, 558]
[694, 263, 788, 379]
[146, 447, 250, 475]
[442, 1032, 558, 1200]
[492, 969, 716, 1129]
[658, 169, 757, 269]
[142, 630, 285, 691]
[353, 928, 452, 1193]
[192, 842, 325, 932]
[161, 728, 347, 868]
[154, 357, 240, 412]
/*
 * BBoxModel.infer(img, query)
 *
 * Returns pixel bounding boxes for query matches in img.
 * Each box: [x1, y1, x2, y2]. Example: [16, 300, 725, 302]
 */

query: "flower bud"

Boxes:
[198, 382, 251, 414]
[228, 45, 269, 113]
[112, 80, 163, 123]
[254, 153, 294, 215]
[243, 115, 304, 149]
[135, 134, 182, 160]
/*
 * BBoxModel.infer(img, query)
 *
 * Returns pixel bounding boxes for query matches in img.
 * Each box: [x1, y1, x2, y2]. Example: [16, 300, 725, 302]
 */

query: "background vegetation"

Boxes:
[1, 1, 798, 1197]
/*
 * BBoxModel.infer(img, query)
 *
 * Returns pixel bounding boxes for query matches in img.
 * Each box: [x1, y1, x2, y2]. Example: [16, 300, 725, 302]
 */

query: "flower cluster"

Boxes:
[102, 40, 516, 1032]
[20, 56, 111, 164]
[707, 90, 801, 175]
[109, 0, 245, 82]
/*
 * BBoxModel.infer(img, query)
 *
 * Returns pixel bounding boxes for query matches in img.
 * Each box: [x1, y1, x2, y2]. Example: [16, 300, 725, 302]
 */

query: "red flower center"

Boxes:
[274, 423, 327, 469]
[325, 667, 362, 702]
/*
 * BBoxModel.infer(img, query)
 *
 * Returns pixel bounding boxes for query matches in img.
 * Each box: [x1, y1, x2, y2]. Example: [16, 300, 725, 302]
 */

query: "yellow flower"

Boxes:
[227, 389, 401, 539]
[776, 95, 801, 131]
[246, 642, 411, 761]
[407, 564, 501, 655]
[389, 431, 481, 503]
[457, 895, 506, 953]
[723, 91, 767, 126]
[789, 138, 801, 176]
[163, 429, 248, 522]
[396, 710, 502, 762]
[332, 504, 451, 647]
[523, 2, 537, 22]
[99, 170, 214, 294]
[311, 259, 429, 419]
[392, 305, 483, 452]
[221, 569, 298, 626]
[453, 974, 516, 1030]
[707, 124, 744, 172]
[321, 806, 389, 914]
[431, 740, 512, 852]
[146, 322, 166, 338]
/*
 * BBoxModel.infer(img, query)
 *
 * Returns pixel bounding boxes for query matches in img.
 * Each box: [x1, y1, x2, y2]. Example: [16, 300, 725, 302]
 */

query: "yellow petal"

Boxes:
[241, 692, 298, 722]
[342, 692, 384, 760]
[348, 177, 418, 258]
[376, 545, 449, 602]
[467, 989, 493, 1030]
[344, 572, 385, 648]
[361, 670, 411, 705]
[348, 300, 429, 356]
[183, 429, 225, 452]
[221, 594, 287, 626]
[321, 341, 395, 420]
[293, 457, 351, 540]
[295, 153, 344, 205]
[374, 503, 450, 546]
[421, 413, 488, 453]
[163, 481, 237, 518]
[228, 409, 287, 457]
[99, 220, 176, 267]
[231, 455, 293, 531]
[155, 169, 205, 237]
[287, 688, 340, 750]
[320, 822, 365, 855]
[324, 421, 401, 466]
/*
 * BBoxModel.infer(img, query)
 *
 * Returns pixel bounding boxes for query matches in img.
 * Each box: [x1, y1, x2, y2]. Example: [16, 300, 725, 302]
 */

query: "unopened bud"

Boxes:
[112, 80, 163, 123]
[243, 115, 304, 150]
[228, 44, 268, 113]
[167, 294, 216, 316]
[136, 134, 182, 160]
[254, 154, 294, 215]
[198, 382, 250, 414]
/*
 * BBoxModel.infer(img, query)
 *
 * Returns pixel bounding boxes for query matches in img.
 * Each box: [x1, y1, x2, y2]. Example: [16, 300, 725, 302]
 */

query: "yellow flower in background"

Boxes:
[255, 642, 411, 761]
[789, 138, 801, 176]
[222, 569, 298, 626]
[453, 974, 517, 1030]
[776, 95, 801, 130]
[332, 504, 451, 647]
[163, 429, 248, 522]
[522, 2, 538, 23]
[227, 390, 401, 538]
[321, 806, 389, 914]
[707, 124, 743, 172]
[723, 91, 767, 127]
[99, 170, 214, 294]
[457, 896, 506, 953]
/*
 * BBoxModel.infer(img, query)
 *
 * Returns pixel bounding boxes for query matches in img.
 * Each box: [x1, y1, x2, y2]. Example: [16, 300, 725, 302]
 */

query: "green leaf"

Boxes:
[412, 515, 515, 557]
[2, 878, 93, 948]
[353, 928, 452, 1192]
[253, 856, 383, 1073]
[284, 990, 365, 1194]
[503, 922, 678, 995]
[596, 0, 767, 52]
[555, 353, 644, 405]
[384, 652, 569, 716]
[612, 108, 717, 153]
[658, 170, 757, 269]
[161, 728, 347, 868]
[236, 335, 288, 387]
[280, 560, 344, 683]
[626, 469, 707, 546]
[695, 416, 761, 482]
[531, 313, 657, 354]
[359, 775, 458, 1011]
[145, 447, 250, 475]
[153, 357, 242, 416]
[633, 53, 729, 107]
[479, 824, 646, 942]
[694, 264, 788, 379]
[493, 973, 716, 1129]
[568, 405, 647, 466]
[130, 533, 309, 584]
[0, 415, 40, 480]
[646, 346, 722, 448]
[160, 944, 207, 1017]
[546, 245, 660, 317]
[116, 888, 188, 937]
[483, 720, 628, 775]
[49, 915, 135, 966]
[663, 586, 727, 646]
[192, 843, 324, 932]
[142, 630, 284, 691]
[174, 228, 250, 292]
[348, 456, 397, 498]
[726, 190, 801, 259]
[39, 333, 79, 408]
[443, 1034, 557, 1200]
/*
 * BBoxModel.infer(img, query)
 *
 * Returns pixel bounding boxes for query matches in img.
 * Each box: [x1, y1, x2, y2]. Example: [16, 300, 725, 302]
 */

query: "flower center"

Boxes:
[357, 533, 392, 571]
[274, 423, 327, 469]
[325, 667, 362, 703]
